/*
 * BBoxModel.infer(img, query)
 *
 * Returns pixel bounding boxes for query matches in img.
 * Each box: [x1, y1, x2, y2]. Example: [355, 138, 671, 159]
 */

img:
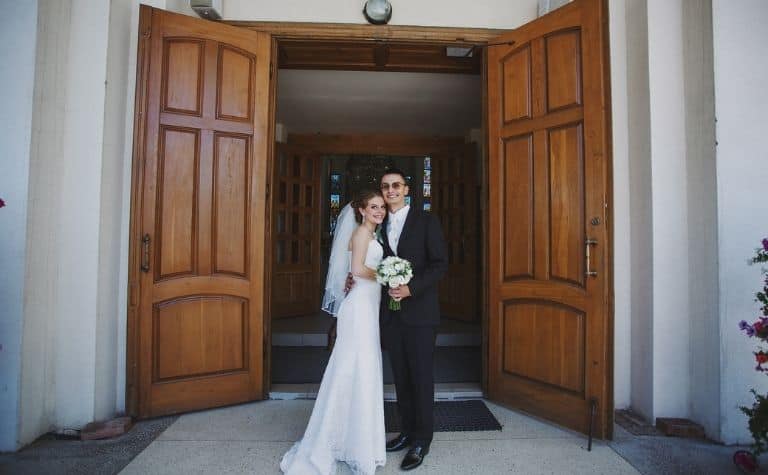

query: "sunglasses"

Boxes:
[380, 182, 406, 191]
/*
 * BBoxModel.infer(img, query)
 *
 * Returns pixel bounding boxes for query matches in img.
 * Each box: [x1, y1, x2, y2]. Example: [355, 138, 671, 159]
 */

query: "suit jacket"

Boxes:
[380, 207, 448, 327]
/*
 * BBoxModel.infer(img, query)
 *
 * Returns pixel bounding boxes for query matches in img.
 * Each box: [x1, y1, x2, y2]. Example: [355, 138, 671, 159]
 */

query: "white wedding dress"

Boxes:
[280, 238, 386, 475]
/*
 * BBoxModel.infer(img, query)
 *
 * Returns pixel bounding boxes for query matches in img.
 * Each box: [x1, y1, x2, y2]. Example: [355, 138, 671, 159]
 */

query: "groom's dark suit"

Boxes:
[380, 207, 448, 447]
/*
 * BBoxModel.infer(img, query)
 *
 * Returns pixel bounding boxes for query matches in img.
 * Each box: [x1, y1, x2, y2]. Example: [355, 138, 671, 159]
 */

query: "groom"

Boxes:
[378, 168, 448, 470]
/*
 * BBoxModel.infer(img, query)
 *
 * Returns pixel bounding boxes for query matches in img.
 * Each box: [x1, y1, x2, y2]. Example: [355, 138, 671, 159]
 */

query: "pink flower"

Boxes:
[0, 198, 5, 208]
[763, 238, 768, 252]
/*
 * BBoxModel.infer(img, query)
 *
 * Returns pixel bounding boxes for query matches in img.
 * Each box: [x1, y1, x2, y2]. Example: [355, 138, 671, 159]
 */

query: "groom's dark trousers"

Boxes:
[380, 208, 448, 448]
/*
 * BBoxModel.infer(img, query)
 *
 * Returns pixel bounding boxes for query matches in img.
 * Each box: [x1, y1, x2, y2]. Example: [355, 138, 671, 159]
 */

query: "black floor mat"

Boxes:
[271, 347, 481, 384]
[384, 400, 502, 432]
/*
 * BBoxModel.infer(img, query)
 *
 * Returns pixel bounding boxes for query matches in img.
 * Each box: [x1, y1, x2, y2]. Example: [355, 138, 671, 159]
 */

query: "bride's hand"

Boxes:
[344, 272, 355, 294]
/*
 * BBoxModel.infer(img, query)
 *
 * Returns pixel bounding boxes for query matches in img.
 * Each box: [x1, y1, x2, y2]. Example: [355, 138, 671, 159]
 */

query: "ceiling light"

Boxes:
[363, 0, 392, 25]
[446, 46, 474, 58]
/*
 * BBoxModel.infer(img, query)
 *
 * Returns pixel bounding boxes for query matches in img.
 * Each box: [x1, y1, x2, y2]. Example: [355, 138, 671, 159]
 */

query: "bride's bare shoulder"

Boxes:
[349, 225, 369, 249]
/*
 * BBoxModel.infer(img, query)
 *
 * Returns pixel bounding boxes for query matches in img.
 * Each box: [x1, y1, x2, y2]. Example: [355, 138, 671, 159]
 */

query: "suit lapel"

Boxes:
[397, 207, 416, 252]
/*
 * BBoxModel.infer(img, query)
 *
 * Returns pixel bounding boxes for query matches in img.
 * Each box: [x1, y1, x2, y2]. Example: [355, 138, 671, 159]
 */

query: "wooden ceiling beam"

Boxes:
[225, 21, 506, 44]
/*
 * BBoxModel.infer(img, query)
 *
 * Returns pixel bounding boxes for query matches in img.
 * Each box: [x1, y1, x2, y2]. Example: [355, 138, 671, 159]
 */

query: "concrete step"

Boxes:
[272, 346, 481, 385]
[272, 331, 481, 347]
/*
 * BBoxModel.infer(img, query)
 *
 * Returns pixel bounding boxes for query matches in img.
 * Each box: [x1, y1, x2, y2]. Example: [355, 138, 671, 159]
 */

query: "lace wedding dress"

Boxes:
[280, 238, 386, 475]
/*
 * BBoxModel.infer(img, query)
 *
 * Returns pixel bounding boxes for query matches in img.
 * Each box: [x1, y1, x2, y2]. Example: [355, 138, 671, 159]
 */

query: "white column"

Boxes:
[52, 0, 111, 427]
[622, 0, 720, 437]
[625, 0, 655, 420]
[647, 0, 692, 419]
[20, 0, 111, 445]
[713, 0, 768, 444]
[0, 0, 38, 452]
[682, 0, 719, 439]
[608, 0, 632, 410]
[20, 0, 71, 446]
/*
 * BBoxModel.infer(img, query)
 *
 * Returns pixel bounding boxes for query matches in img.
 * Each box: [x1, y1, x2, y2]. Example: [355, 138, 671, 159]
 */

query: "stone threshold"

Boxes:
[269, 382, 484, 401]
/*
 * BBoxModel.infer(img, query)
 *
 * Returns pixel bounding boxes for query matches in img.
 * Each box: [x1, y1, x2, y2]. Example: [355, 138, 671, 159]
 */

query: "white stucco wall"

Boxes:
[712, 0, 768, 444]
[0, 0, 38, 453]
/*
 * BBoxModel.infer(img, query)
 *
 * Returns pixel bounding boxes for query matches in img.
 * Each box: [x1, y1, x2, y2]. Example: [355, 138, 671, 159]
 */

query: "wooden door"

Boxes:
[433, 144, 480, 322]
[129, 6, 271, 417]
[486, 0, 612, 438]
[271, 144, 322, 318]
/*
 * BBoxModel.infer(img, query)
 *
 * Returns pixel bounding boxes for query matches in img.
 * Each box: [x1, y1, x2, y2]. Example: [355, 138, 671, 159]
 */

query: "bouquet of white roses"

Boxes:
[376, 256, 414, 311]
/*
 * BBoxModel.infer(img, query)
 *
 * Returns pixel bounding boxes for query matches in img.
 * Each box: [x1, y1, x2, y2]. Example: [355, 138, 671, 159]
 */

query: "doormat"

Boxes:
[384, 400, 502, 432]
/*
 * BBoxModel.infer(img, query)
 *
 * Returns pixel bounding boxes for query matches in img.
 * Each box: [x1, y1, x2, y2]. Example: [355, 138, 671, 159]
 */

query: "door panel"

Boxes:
[433, 145, 480, 321]
[271, 143, 321, 318]
[130, 6, 271, 417]
[487, 0, 612, 438]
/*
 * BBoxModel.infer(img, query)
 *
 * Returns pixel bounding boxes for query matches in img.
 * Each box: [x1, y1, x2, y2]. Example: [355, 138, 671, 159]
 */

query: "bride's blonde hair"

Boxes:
[352, 189, 384, 224]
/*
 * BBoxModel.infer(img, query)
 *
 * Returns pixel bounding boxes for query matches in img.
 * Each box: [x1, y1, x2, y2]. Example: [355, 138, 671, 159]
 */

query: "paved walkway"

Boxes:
[122, 400, 639, 474]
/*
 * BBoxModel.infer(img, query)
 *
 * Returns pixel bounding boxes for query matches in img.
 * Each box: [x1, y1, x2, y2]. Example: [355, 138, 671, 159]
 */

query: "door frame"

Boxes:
[126, 17, 614, 428]
[241, 24, 503, 397]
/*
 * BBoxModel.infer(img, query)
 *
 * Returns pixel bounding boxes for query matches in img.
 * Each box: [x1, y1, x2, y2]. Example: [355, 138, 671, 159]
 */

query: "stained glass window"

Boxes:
[329, 173, 342, 236]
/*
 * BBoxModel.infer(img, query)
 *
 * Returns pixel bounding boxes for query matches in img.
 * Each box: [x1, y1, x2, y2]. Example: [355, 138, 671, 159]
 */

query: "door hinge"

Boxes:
[266, 183, 271, 198]
[269, 62, 274, 79]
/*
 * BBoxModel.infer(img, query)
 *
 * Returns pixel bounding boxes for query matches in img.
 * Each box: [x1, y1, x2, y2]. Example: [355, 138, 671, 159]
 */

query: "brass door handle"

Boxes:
[585, 238, 598, 277]
[141, 234, 151, 273]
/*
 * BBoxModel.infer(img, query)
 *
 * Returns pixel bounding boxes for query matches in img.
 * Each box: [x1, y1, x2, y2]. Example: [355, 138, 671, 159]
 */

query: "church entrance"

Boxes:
[128, 0, 613, 439]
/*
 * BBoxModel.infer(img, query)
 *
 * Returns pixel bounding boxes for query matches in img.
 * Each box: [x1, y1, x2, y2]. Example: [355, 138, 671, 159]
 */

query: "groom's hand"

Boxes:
[344, 272, 355, 294]
[388, 285, 411, 301]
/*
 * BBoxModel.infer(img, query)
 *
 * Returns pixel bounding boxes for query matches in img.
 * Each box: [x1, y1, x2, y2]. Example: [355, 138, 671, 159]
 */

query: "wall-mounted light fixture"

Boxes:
[363, 0, 392, 25]
[190, 0, 222, 20]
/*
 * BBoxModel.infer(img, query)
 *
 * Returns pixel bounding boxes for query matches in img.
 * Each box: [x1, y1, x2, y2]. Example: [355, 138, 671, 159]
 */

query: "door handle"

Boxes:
[585, 238, 598, 277]
[141, 234, 151, 273]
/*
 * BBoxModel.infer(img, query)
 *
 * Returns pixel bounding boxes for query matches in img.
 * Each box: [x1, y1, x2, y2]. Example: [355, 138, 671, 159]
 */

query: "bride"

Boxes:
[280, 190, 387, 475]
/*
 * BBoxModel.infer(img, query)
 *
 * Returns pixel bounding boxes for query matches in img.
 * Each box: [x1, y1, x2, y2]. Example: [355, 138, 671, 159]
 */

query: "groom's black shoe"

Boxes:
[400, 444, 429, 470]
[385, 433, 411, 452]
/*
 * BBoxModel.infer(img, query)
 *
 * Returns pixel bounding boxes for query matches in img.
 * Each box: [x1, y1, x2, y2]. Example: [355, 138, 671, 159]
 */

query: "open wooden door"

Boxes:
[486, 0, 612, 438]
[433, 144, 480, 322]
[128, 6, 271, 417]
[271, 143, 322, 318]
